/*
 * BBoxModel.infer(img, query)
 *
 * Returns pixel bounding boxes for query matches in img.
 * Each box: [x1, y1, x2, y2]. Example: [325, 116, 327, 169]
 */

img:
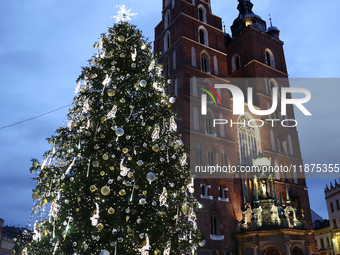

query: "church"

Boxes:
[153, 0, 317, 255]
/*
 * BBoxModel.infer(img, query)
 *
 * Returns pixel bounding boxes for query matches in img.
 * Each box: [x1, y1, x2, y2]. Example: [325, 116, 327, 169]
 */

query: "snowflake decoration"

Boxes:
[110, 5, 137, 23]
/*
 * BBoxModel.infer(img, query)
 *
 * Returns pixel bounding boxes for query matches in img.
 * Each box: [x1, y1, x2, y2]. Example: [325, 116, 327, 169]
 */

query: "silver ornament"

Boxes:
[146, 172, 156, 183]
[169, 97, 176, 104]
[115, 127, 124, 137]
[140, 80, 147, 87]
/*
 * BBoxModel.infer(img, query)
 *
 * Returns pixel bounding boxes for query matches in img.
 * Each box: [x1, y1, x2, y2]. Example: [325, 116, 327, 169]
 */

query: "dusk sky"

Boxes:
[0, 0, 339, 227]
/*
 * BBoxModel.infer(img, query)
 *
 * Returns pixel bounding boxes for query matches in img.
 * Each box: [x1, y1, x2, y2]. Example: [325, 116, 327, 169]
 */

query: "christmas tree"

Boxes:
[22, 6, 201, 255]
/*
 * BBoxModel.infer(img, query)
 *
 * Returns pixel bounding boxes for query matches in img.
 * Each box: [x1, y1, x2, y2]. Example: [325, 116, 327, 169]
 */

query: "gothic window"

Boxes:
[196, 141, 202, 164]
[231, 54, 241, 72]
[201, 51, 210, 73]
[331, 202, 334, 213]
[277, 135, 287, 155]
[164, 9, 171, 28]
[164, 56, 170, 76]
[265, 48, 275, 68]
[165, 0, 170, 7]
[174, 77, 178, 95]
[164, 31, 171, 52]
[172, 50, 176, 70]
[207, 146, 215, 166]
[193, 107, 199, 131]
[200, 181, 211, 198]
[274, 160, 280, 180]
[219, 113, 225, 137]
[288, 134, 294, 156]
[191, 47, 197, 67]
[213, 56, 219, 75]
[269, 79, 280, 99]
[292, 247, 304, 255]
[211, 211, 218, 235]
[192, 76, 198, 97]
[263, 247, 282, 255]
[270, 130, 276, 151]
[198, 26, 208, 46]
[205, 110, 215, 135]
[198, 5, 207, 23]
[238, 115, 258, 166]
[221, 149, 227, 166]
[213, 250, 219, 255]
[336, 199, 340, 210]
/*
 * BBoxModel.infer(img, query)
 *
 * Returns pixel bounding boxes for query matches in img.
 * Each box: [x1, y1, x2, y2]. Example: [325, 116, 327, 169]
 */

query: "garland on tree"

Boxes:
[20, 6, 202, 255]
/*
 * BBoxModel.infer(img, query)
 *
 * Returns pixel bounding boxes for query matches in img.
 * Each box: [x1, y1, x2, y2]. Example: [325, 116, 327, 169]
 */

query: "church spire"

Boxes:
[230, 0, 267, 37]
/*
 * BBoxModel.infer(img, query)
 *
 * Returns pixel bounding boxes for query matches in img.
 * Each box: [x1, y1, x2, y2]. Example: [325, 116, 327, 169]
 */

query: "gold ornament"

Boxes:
[33, 162, 39, 168]
[100, 171, 105, 176]
[101, 186, 110, 196]
[127, 172, 133, 178]
[118, 35, 125, 42]
[154, 249, 161, 255]
[142, 190, 147, 195]
[85, 131, 91, 136]
[42, 198, 48, 204]
[108, 207, 115, 214]
[94, 144, 99, 149]
[93, 161, 99, 167]
[32, 192, 39, 200]
[120, 53, 125, 58]
[119, 189, 126, 196]
[101, 117, 106, 122]
[97, 223, 104, 231]
[42, 230, 48, 237]
[134, 185, 139, 189]
[48, 139, 53, 144]
[107, 89, 115, 97]
[181, 204, 189, 214]
[90, 185, 97, 192]
[75, 208, 79, 212]
[122, 148, 128, 154]
[77, 153, 82, 158]
[128, 156, 132, 161]
[152, 144, 159, 152]
[102, 154, 109, 160]
[160, 211, 166, 218]
[30, 169, 34, 173]
[110, 166, 115, 171]
[127, 228, 134, 235]
[101, 134, 105, 139]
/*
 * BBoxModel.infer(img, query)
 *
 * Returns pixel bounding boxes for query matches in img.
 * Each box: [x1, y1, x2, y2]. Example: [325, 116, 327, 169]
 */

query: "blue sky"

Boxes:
[0, 0, 339, 227]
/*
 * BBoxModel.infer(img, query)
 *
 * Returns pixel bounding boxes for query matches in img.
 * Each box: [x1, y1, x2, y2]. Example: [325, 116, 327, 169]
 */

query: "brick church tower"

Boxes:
[154, 1, 317, 255]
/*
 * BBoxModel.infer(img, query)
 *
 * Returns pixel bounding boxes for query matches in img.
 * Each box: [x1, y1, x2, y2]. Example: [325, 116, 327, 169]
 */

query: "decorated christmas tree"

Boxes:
[21, 6, 201, 255]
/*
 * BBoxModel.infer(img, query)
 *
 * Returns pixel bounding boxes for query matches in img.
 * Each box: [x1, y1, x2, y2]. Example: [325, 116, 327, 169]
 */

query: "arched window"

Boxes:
[238, 115, 259, 165]
[174, 77, 178, 96]
[274, 160, 280, 180]
[269, 79, 280, 99]
[163, 56, 170, 76]
[265, 49, 275, 68]
[164, 31, 171, 52]
[267, 102, 272, 119]
[211, 211, 219, 235]
[263, 247, 282, 255]
[219, 113, 225, 137]
[292, 247, 304, 255]
[193, 107, 199, 130]
[192, 76, 198, 97]
[277, 134, 287, 155]
[198, 5, 207, 23]
[201, 51, 210, 73]
[191, 47, 197, 67]
[198, 26, 208, 46]
[196, 141, 202, 164]
[172, 50, 176, 70]
[206, 110, 215, 135]
[288, 134, 294, 156]
[213, 56, 219, 76]
[231, 54, 241, 72]
[207, 146, 216, 166]
[270, 130, 276, 151]
[221, 149, 227, 166]
[164, 9, 171, 28]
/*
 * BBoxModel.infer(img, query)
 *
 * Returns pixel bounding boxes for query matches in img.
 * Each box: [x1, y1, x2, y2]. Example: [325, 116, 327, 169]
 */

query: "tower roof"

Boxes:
[231, 0, 267, 37]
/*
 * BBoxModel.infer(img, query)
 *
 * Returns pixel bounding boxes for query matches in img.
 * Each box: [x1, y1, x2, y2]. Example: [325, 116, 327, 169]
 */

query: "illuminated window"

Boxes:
[238, 115, 258, 165]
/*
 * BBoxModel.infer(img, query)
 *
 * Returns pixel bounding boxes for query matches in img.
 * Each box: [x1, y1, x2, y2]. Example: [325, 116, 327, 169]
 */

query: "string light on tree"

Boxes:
[20, 5, 202, 255]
